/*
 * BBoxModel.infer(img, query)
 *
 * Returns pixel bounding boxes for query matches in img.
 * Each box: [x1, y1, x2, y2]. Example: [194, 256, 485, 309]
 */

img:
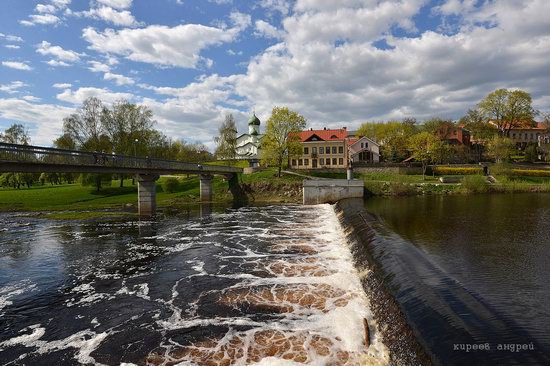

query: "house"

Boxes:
[436, 125, 471, 145]
[505, 122, 549, 149]
[235, 112, 263, 167]
[289, 127, 380, 169]
[348, 136, 380, 163]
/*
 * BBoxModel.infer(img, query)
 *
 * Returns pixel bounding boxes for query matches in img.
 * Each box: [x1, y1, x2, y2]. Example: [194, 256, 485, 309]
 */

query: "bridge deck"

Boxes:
[0, 142, 241, 175]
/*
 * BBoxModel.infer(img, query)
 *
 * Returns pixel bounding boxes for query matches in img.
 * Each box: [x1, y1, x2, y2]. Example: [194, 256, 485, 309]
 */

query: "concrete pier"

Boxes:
[200, 174, 214, 202]
[137, 174, 159, 217]
[303, 179, 364, 205]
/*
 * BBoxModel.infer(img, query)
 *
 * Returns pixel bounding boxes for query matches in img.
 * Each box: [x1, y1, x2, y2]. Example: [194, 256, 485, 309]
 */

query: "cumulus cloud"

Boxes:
[258, 0, 291, 16]
[88, 60, 111, 73]
[36, 41, 82, 62]
[76, 6, 141, 27]
[0, 34, 24, 42]
[20, 14, 61, 26]
[104, 72, 134, 85]
[82, 12, 250, 68]
[5, 45, 21, 49]
[1, 61, 33, 71]
[0, 98, 73, 145]
[96, 0, 133, 10]
[52, 83, 72, 89]
[254, 20, 284, 39]
[56, 87, 134, 104]
[45, 59, 71, 67]
[0, 81, 28, 94]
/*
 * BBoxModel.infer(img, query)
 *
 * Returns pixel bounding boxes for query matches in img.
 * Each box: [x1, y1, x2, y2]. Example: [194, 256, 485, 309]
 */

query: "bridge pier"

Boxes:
[200, 174, 214, 202]
[137, 174, 159, 217]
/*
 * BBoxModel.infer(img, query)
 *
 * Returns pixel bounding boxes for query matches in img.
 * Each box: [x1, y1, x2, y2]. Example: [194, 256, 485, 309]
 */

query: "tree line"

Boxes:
[0, 97, 213, 190]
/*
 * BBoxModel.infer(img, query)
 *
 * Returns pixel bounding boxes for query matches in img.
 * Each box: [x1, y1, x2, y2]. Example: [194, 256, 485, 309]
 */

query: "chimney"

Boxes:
[324, 127, 327, 130]
[343, 127, 347, 130]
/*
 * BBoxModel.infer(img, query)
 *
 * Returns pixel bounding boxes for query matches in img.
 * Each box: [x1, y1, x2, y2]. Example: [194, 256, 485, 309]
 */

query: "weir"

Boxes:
[303, 179, 364, 204]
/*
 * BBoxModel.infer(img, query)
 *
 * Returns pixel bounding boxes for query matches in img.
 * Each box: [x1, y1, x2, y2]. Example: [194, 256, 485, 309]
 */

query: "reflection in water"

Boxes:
[0, 205, 388, 365]
[364, 194, 550, 365]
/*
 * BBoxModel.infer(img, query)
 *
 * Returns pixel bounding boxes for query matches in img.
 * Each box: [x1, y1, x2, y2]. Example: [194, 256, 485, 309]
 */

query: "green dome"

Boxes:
[248, 112, 261, 126]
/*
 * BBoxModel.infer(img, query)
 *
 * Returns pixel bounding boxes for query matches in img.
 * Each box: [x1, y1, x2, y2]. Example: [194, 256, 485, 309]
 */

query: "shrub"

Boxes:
[432, 167, 482, 176]
[462, 175, 488, 193]
[511, 169, 550, 177]
[162, 177, 180, 193]
[489, 163, 513, 177]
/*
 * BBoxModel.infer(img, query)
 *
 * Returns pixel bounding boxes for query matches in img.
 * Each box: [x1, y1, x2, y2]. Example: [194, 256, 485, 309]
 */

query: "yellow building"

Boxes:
[289, 128, 350, 169]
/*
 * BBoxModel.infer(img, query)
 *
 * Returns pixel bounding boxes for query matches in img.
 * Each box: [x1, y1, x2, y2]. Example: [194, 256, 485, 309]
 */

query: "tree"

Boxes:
[459, 108, 498, 161]
[63, 97, 108, 151]
[486, 135, 516, 163]
[407, 132, 439, 179]
[478, 89, 535, 135]
[357, 120, 417, 162]
[261, 107, 307, 177]
[214, 114, 237, 162]
[1, 123, 31, 145]
[421, 118, 454, 135]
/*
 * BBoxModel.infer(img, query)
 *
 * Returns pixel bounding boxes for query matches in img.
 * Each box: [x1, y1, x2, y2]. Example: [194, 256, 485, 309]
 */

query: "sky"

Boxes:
[1, 0, 550, 149]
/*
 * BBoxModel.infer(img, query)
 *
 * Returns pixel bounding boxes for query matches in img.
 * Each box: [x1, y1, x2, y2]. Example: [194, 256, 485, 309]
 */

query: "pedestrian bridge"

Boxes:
[0, 142, 242, 216]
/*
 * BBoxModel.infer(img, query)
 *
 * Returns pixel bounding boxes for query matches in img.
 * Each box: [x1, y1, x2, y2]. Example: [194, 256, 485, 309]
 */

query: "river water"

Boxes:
[0, 205, 387, 365]
[365, 194, 550, 365]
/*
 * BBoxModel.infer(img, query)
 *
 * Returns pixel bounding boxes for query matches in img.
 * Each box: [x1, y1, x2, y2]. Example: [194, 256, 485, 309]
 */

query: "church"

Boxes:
[235, 112, 263, 167]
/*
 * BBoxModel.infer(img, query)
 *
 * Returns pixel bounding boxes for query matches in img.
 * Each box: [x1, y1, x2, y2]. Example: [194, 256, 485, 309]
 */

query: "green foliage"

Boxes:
[433, 167, 483, 175]
[511, 169, 550, 177]
[477, 89, 535, 133]
[161, 177, 180, 193]
[261, 106, 307, 177]
[80, 173, 113, 192]
[0, 123, 31, 144]
[486, 135, 516, 163]
[407, 132, 439, 177]
[421, 118, 454, 134]
[524, 143, 539, 163]
[356, 120, 416, 162]
[462, 175, 488, 193]
[214, 114, 238, 161]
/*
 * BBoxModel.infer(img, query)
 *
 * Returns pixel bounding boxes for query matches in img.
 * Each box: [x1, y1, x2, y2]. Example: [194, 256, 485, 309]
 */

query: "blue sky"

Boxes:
[1, 0, 550, 148]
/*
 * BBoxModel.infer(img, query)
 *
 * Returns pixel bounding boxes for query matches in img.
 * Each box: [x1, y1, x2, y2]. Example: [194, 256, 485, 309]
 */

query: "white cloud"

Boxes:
[254, 20, 284, 39]
[45, 59, 71, 67]
[57, 87, 134, 105]
[78, 6, 141, 27]
[258, 0, 291, 15]
[20, 14, 61, 26]
[5, 45, 21, 49]
[22, 95, 41, 102]
[96, 0, 133, 10]
[104, 72, 134, 85]
[36, 41, 82, 62]
[0, 34, 24, 42]
[0, 98, 73, 145]
[88, 60, 111, 72]
[36, 4, 57, 13]
[0, 81, 28, 94]
[53, 83, 72, 89]
[82, 13, 250, 68]
[2, 61, 33, 71]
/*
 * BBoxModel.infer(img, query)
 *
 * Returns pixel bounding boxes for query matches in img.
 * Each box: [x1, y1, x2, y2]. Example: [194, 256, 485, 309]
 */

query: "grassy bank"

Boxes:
[0, 169, 303, 215]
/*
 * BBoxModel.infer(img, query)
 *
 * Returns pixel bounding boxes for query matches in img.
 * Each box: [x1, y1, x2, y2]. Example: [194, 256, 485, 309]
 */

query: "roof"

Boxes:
[296, 128, 348, 142]
[248, 112, 261, 126]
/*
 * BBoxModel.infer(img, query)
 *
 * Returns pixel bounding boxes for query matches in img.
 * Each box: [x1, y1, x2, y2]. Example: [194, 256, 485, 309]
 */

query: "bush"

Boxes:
[511, 169, 550, 177]
[162, 177, 180, 193]
[489, 163, 513, 177]
[462, 175, 488, 193]
[432, 166, 482, 176]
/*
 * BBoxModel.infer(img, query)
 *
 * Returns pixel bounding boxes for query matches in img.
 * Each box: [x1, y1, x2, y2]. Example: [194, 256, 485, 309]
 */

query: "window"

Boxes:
[320, 158, 324, 165]
[292, 159, 296, 166]
[530, 134, 534, 140]
[319, 147, 324, 154]
[326, 158, 331, 165]
[360, 143, 364, 148]
[332, 158, 337, 165]
[513, 133, 516, 139]
[304, 147, 309, 155]
[338, 146, 343, 154]
[332, 146, 337, 154]
[298, 159, 303, 166]
[339, 158, 344, 165]
[304, 159, 309, 166]
[312, 147, 317, 154]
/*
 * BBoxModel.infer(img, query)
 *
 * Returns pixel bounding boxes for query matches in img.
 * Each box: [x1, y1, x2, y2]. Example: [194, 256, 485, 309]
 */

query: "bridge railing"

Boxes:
[0, 142, 239, 174]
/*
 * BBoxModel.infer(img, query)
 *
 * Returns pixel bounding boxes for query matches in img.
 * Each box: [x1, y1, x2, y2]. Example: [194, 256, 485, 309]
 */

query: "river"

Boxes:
[364, 193, 550, 365]
[0, 205, 387, 365]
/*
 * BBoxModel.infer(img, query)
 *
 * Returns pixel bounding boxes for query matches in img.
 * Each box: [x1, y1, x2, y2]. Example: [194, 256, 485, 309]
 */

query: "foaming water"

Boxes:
[0, 205, 387, 365]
